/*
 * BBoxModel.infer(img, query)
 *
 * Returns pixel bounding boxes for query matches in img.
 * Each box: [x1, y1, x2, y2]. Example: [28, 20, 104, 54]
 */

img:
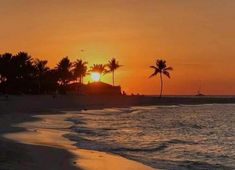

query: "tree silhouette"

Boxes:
[0, 53, 13, 93]
[106, 58, 121, 86]
[149, 59, 173, 97]
[11, 52, 35, 93]
[72, 59, 88, 84]
[89, 64, 107, 81]
[0, 51, 125, 94]
[33, 59, 49, 94]
[0, 53, 13, 80]
[43, 68, 59, 93]
[56, 57, 73, 88]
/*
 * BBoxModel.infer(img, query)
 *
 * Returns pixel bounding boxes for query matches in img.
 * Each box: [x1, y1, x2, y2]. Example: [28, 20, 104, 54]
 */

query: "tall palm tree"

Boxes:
[107, 58, 121, 86]
[0, 53, 13, 83]
[149, 59, 173, 97]
[89, 64, 107, 81]
[12, 52, 34, 93]
[34, 59, 49, 93]
[56, 57, 73, 86]
[0, 53, 13, 93]
[72, 59, 88, 84]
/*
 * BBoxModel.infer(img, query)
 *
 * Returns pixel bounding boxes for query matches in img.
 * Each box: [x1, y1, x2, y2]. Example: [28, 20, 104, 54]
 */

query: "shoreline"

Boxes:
[2, 113, 155, 170]
[1, 95, 235, 114]
[1, 95, 235, 170]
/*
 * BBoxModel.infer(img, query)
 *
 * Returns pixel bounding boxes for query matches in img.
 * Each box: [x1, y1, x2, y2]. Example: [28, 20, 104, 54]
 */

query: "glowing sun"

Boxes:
[91, 72, 101, 82]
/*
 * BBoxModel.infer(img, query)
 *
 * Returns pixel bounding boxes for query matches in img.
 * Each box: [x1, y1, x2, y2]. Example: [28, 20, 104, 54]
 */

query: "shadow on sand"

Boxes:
[0, 114, 80, 170]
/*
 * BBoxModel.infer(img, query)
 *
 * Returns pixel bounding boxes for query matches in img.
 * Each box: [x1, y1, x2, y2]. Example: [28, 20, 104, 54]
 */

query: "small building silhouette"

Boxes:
[68, 82, 122, 95]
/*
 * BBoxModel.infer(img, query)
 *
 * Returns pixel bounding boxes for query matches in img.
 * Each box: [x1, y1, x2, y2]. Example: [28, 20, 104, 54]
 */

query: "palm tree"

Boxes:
[0, 53, 13, 93]
[12, 52, 34, 93]
[0, 53, 13, 82]
[107, 58, 121, 86]
[89, 64, 107, 81]
[34, 59, 49, 94]
[44, 68, 59, 93]
[56, 57, 73, 86]
[149, 59, 173, 97]
[72, 59, 88, 84]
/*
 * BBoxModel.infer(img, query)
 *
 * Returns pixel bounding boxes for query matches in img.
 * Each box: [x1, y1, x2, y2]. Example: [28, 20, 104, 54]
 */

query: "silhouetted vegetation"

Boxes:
[56, 57, 73, 94]
[0, 52, 123, 95]
[0, 53, 66, 94]
[0, 52, 35, 94]
[149, 59, 173, 97]
[89, 64, 107, 81]
[33, 59, 50, 94]
[0, 52, 174, 96]
[106, 58, 121, 86]
[72, 59, 88, 84]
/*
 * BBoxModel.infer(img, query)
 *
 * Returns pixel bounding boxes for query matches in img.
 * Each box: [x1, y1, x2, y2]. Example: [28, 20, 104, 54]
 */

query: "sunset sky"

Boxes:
[0, 0, 235, 95]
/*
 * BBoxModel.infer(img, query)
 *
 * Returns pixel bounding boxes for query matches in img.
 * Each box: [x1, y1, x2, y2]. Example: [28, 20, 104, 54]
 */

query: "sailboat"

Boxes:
[196, 90, 205, 96]
[195, 86, 205, 96]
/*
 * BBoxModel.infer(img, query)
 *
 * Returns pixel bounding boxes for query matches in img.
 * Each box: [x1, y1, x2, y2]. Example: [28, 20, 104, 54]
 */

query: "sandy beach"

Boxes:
[0, 97, 157, 170]
[1, 95, 235, 170]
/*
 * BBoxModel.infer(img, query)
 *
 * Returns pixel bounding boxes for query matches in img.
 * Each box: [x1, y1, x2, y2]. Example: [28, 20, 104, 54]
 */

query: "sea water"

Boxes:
[66, 104, 235, 169]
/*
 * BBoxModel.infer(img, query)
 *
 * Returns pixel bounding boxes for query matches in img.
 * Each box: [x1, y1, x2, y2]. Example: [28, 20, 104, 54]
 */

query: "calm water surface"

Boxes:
[66, 104, 235, 170]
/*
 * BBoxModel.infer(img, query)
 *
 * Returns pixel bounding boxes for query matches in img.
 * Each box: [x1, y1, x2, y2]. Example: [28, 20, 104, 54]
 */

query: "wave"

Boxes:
[65, 104, 235, 169]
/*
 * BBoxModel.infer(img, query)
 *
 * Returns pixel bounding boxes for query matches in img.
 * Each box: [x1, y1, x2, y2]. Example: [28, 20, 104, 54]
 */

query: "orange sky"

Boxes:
[0, 0, 235, 95]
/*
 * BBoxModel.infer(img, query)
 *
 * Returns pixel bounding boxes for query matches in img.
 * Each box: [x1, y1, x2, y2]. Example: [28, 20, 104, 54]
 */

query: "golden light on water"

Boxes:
[91, 72, 101, 82]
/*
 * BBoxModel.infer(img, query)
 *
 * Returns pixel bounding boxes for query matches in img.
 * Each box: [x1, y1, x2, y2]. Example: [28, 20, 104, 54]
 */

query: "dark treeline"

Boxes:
[0, 52, 121, 95]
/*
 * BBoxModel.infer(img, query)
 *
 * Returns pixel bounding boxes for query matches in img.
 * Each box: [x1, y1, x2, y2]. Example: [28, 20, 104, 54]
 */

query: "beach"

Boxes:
[0, 95, 235, 170]
[2, 113, 154, 170]
[0, 95, 159, 170]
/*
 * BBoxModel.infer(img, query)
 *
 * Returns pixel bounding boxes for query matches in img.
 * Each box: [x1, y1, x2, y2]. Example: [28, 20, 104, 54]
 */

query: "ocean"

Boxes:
[66, 104, 235, 170]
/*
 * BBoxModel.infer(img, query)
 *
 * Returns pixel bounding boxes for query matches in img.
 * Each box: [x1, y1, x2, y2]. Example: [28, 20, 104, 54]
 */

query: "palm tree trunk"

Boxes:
[112, 71, 114, 86]
[38, 77, 41, 94]
[77, 78, 79, 93]
[160, 73, 163, 98]
[79, 76, 82, 84]
[38, 82, 41, 94]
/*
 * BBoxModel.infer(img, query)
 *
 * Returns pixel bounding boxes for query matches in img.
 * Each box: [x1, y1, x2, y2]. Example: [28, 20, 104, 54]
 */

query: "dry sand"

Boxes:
[2, 113, 155, 170]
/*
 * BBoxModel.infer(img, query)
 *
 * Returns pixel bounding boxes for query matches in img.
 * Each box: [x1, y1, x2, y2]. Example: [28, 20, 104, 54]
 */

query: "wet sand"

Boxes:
[1, 95, 234, 169]
[2, 114, 155, 170]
